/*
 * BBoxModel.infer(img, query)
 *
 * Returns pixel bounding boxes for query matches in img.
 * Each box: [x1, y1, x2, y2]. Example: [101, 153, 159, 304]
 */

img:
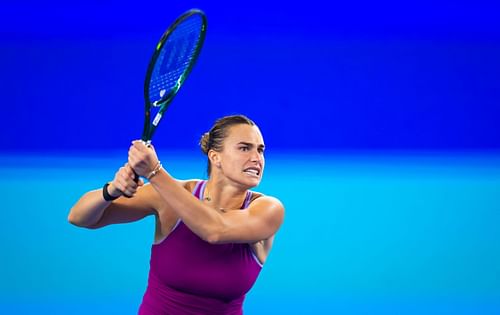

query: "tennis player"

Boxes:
[68, 114, 285, 314]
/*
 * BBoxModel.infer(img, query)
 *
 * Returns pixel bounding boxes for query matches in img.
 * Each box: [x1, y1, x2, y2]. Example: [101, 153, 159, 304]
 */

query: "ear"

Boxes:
[208, 150, 221, 167]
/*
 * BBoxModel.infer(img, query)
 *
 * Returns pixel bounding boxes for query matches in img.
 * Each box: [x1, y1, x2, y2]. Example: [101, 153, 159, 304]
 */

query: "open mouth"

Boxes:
[243, 167, 260, 177]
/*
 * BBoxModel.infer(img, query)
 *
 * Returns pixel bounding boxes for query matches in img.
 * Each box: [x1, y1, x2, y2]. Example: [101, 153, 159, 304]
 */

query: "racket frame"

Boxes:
[141, 9, 207, 142]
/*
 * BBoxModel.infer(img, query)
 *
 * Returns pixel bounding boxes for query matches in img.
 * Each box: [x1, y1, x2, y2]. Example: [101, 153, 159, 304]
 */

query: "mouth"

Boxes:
[243, 167, 261, 177]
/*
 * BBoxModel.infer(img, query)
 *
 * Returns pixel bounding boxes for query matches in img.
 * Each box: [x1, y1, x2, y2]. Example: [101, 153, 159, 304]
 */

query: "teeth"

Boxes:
[244, 169, 259, 176]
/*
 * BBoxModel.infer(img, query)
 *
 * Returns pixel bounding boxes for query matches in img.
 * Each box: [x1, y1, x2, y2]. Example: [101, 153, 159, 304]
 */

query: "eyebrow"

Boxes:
[237, 142, 265, 149]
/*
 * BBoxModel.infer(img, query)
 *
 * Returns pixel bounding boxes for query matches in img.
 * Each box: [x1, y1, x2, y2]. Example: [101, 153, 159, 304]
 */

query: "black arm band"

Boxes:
[103, 182, 120, 201]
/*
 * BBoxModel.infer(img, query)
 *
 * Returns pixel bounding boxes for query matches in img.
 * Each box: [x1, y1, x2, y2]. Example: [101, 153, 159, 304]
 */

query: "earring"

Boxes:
[216, 162, 221, 168]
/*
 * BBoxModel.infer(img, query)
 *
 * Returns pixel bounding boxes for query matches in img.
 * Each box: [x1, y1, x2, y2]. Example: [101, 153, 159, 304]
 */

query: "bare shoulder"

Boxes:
[247, 193, 285, 222]
[250, 192, 284, 210]
[177, 178, 202, 193]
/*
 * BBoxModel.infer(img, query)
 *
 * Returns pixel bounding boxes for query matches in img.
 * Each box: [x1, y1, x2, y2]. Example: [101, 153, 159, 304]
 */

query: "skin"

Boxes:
[68, 124, 284, 264]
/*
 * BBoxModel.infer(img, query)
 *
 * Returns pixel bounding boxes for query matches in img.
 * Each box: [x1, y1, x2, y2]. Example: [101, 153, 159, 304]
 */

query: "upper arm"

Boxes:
[87, 179, 197, 229]
[87, 184, 159, 229]
[214, 196, 285, 244]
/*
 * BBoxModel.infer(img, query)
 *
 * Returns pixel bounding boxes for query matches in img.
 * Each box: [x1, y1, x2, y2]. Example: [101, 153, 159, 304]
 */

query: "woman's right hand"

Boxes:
[110, 163, 145, 198]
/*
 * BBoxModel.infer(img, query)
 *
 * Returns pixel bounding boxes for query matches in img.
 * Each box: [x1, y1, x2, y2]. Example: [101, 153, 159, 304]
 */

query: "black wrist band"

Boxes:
[103, 182, 120, 201]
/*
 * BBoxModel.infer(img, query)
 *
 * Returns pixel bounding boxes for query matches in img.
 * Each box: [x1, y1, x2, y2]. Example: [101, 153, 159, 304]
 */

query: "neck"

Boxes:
[203, 178, 248, 210]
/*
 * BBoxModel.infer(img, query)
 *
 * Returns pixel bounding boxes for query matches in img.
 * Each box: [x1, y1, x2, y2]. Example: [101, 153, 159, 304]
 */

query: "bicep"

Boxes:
[87, 179, 195, 229]
[87, 184, 158, 229]
[217, 196, 285, 244]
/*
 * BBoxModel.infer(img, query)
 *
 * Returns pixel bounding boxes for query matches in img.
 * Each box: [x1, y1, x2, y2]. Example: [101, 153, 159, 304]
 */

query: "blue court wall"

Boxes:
[0, 0, 499, 152]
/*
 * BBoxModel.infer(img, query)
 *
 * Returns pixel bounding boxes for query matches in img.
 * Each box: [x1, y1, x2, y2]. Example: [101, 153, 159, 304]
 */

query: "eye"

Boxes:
[239, 146, 249, 151]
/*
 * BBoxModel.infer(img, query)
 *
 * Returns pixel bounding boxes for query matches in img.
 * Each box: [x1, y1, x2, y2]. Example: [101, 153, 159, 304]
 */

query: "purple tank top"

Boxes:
[138, 181, 263, 315]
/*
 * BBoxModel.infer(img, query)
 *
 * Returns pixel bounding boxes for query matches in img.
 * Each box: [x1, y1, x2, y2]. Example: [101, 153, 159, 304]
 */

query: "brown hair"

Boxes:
[199, 114, 256, 175]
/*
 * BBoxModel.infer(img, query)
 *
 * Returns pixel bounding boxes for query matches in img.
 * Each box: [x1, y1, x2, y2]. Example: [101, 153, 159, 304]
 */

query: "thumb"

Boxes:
[138, 177, 145, 187]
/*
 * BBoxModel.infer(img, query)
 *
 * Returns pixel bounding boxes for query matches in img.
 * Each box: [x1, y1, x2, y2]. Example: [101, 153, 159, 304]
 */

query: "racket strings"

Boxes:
[149, 15, 204, 103]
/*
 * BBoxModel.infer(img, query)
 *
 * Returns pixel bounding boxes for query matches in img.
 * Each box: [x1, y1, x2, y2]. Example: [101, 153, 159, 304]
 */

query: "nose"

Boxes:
[250, 149, 262, 163]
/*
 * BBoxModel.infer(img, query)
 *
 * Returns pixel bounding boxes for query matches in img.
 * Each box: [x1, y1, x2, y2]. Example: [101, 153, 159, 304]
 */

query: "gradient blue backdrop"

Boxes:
[1, 1, 499, 314]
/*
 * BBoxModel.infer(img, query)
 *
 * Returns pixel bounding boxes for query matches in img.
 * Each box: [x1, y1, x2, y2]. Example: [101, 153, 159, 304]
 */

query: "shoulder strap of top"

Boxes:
[193, 180, 206, 199]
[242, 191, 253, 209]
[243, 191, 265, 209]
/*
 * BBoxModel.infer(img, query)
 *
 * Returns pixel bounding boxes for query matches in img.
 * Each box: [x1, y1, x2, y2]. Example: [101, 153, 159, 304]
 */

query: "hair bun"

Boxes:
[199, 132, 210, 154]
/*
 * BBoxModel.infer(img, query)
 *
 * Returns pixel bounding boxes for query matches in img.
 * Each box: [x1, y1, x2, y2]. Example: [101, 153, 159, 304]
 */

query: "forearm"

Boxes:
[149, 170, 223, 242]
[68, 186, 115, 228]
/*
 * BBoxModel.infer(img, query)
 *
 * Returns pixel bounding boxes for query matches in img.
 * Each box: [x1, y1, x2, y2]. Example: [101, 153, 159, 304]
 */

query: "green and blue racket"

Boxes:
[142, 9, 207, 143]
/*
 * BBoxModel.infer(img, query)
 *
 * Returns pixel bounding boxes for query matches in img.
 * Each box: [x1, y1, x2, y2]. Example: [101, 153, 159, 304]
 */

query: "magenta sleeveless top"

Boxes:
[138, 180, 263, 314]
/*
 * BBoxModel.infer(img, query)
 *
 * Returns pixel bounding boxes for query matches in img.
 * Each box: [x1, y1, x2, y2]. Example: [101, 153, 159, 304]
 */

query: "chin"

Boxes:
[234, 173, 262, 189]
[247, 177, 262, 188]
[237, 177, 259, 189]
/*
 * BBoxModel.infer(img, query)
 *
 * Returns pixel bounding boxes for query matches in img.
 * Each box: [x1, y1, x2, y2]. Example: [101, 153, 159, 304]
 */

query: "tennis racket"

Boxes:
[142, 9, 207, 143]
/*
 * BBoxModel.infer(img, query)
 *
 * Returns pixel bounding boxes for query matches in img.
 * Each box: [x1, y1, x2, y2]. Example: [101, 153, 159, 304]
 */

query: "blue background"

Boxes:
[1, 1, 499, 314]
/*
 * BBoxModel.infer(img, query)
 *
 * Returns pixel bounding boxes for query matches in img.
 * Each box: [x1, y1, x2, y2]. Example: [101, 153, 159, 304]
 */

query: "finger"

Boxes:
[124, 164, 137, 179]
[112, 180, 126, 195]
[116, 169, 137, 189]
[115, 180, 136, 197]
[107, 181, 122, 197]
[122, 189, 135, 198]
[129, 143, 151, 164]
[127, 155, 137, 170]
[132, 140, 147, 152]
[117, 168, 130, 182]
[127, 148, 137, 163]
[129, 147, 143, 163]
[122, 186, 135, 195]
[123, 177, 137, 189]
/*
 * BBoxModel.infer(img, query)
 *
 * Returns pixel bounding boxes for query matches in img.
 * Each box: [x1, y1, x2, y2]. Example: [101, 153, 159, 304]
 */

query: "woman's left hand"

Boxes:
[128, 140, 160, 178]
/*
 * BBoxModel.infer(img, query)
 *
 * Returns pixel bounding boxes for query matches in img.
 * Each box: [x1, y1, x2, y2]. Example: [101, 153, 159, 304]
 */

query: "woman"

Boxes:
[68, 114, 285, 314]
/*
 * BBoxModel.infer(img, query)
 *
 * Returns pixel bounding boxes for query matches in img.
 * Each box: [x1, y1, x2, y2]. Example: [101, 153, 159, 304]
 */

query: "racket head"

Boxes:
[142, 9, 207, 141]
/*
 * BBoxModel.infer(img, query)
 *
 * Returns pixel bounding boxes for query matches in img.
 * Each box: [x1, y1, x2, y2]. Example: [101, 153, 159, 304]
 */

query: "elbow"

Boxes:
[67, 209, 79, 226]
[67, 208, 91, 228]
[191, 213, 226, 244]
[201, 225, 223, 244]
[67, 211, 84, 227]
[204, 233, 220, 244]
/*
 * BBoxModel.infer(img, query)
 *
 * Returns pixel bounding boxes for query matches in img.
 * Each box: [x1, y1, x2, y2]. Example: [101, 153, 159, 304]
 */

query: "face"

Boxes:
[210, 124, 265, 188]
